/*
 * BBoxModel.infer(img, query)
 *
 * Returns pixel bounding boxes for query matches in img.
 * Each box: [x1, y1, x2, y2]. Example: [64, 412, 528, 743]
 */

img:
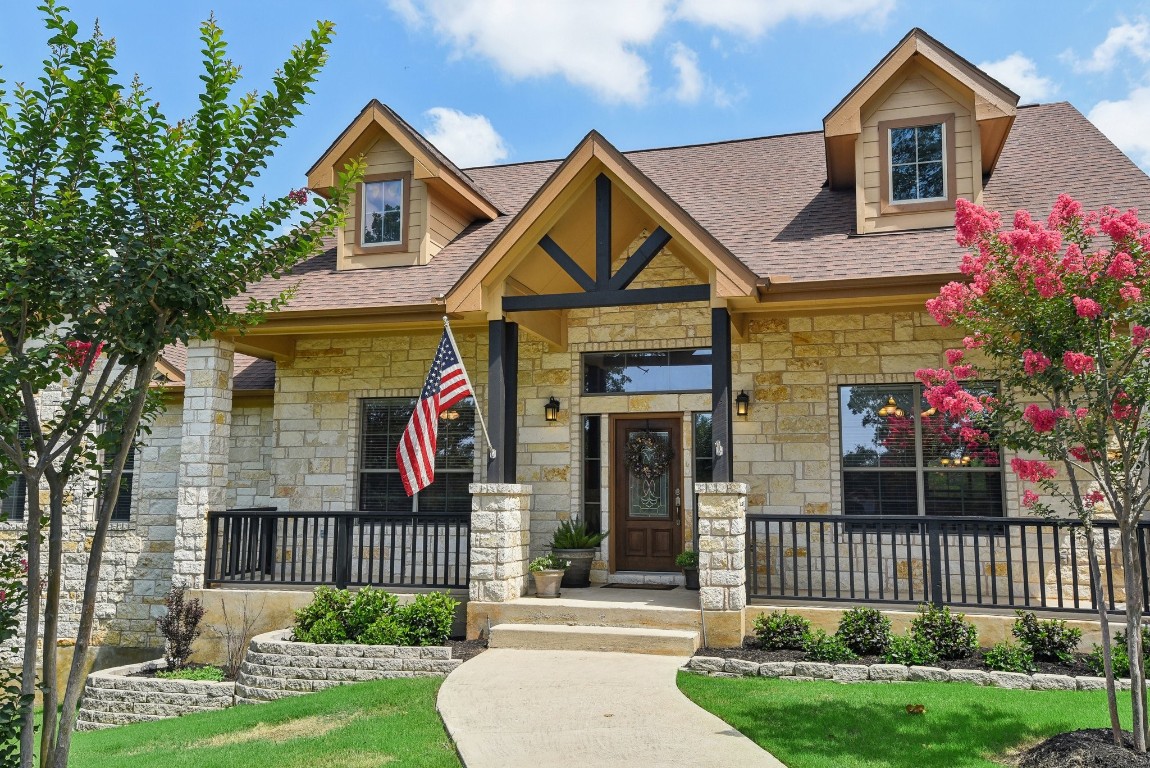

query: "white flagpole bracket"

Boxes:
[443, 316, 497, 461]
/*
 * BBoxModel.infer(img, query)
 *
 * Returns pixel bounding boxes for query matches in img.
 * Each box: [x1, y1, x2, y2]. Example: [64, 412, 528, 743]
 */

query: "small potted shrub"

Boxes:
[551, 519, 607, 589]
[529, 554, 569, 598]
[675, 550, 699, 590]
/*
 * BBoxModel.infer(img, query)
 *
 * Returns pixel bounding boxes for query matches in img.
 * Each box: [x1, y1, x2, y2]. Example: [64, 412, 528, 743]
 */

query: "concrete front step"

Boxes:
[489, 623, 700, 656]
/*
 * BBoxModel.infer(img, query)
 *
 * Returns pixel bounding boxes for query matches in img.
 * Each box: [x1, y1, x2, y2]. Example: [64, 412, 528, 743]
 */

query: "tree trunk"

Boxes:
[1123, 522, 1149, 752]
[18, 489, 43, 768]
[38, 476, 65, 768]
[50, 357, 157, 768]
[1087, 527, 1124, 744]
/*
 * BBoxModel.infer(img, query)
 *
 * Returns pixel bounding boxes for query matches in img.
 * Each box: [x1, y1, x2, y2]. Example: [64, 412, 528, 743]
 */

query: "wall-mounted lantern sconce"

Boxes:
[735, 390, 751, 417]
[544, 396, 561, 422]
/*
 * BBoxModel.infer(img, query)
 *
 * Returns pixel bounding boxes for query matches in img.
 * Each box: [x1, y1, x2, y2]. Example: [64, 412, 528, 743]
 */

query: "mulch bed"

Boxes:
[1012, 729, 1150, 768]
[696, 637, 1093, 676]
[129, 662, 235, 682]
[448, 638, 487, 662]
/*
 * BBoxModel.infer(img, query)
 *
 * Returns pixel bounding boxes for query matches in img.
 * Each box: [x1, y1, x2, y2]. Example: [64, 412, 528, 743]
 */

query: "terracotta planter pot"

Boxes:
[554, 548, 595, 588]
[683, 568, 699, 591]
[532, 569, 564, 598]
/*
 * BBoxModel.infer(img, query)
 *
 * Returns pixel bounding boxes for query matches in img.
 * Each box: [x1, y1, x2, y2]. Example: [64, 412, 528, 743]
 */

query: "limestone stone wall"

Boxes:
[226, 404, 276, 510]
[77, 658, 234, 729]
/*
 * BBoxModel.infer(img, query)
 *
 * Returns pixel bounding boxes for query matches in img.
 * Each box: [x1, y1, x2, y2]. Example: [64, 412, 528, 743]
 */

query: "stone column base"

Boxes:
[701, 609, 746, 648]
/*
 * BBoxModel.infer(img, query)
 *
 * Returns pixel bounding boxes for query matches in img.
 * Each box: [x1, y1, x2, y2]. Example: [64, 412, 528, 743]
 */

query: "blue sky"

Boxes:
[3, 0, 1150, 206]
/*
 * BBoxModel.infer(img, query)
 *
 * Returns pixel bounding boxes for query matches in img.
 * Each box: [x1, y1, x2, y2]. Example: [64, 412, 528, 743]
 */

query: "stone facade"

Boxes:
[235, 630, 461, 703]
[468, 484, 532, 603]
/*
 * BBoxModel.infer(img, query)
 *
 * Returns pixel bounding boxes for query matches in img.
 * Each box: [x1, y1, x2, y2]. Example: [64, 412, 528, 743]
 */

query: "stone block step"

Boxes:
[470, 596, 702, 633]
[488, 623, 699, 656]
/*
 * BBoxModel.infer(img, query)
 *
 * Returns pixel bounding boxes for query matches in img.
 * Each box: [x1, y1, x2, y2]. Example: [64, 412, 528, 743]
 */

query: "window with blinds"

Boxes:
[1, 421, 30, 522]
[358, 397, 475, 515]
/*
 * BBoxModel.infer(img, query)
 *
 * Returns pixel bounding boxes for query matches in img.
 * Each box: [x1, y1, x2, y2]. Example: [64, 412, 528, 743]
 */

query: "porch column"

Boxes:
[486, 319, 518, 483]
[173, 338, 234, 588]
[711, 307, 733, 482]
[467, 483, 532, 604]
[695, 482, 748, 647]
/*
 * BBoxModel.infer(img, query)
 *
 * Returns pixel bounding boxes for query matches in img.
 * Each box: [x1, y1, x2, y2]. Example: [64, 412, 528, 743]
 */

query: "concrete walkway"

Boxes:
[437, 649, 787, 768]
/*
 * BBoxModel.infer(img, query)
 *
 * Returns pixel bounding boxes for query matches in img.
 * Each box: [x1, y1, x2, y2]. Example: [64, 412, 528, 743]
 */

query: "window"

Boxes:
[101, 441, 135, 522]
[0, 421, 30, 522]
[692, 412, 713, 485]
[583, 349, 711, 394]
[581, 416, 602, 535]
[354, 172, 411, 253]
[839, 384, 1002, 518]
[877, 114, 955, 214]
[358, 397, 475, 515]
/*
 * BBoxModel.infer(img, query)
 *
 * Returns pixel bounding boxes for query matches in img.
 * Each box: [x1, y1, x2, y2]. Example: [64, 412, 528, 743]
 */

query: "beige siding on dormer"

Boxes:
[337, 135, 428, 270]
[856, 65, 982, 235]
[426, 196, 472, 260]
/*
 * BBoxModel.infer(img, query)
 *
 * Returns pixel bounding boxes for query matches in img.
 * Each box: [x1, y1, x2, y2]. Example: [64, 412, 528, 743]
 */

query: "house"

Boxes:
[15, 27, 1150, 660]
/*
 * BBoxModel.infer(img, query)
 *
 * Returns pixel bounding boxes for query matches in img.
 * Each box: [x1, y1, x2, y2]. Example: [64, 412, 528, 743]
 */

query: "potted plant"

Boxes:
[529, 554, 569, 598]
[552, 519, 608, 589]
[676, 550, 700, 591]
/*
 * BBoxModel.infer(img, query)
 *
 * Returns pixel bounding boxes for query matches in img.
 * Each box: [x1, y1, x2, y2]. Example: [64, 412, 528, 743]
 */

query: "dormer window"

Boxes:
[354, 172, 411, 254]
[877, 113, 956, 215]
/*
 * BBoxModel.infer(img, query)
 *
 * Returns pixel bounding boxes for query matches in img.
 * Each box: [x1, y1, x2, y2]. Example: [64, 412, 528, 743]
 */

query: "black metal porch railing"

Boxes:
[205, 508, 470, 590]
[747, 514, 1150, 615]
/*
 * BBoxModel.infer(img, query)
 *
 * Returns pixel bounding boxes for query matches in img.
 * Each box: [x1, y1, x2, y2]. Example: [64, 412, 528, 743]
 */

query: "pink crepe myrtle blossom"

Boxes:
[1107, 251, 1138, 280]
[1011, 457, 1057, 483]
[1047, 194, 1084, 230]
[945, 349, 965, 366]
[954, 198, 1002, 247]
[925, 281, 973, 326]
[1112, 392, 1135, 420]
[1023, 404, 1066, 433]
[952, 364, 975, 380]
[63, 340, 104, 371]
[1069, 445, 1092, 462]
[923, 380, 985, 419]
[1072, 296, 1102, 319]
[1063, 351, 1096, 375]
[1133, 325, 1150, 346]
[962, 335, 985, 350]
[1085, 490, 1106, 508]
[1120, 283, 1142, 302]
[1023, 349, 1050, 375]
[1022, 490, 1040, 508]
[1074, 407, 1090, 419]
[286, 188, 309, 206]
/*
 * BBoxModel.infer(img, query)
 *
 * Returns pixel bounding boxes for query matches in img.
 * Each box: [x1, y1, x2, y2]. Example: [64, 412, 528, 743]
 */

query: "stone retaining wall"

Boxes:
[235, 630, 461, 703]
[77, 659, 235, 730]
[685, 655, 1132, 692]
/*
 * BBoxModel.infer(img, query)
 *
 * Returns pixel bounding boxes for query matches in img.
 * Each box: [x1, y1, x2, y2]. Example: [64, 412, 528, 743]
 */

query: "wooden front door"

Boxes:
[612, 417, 682, 572]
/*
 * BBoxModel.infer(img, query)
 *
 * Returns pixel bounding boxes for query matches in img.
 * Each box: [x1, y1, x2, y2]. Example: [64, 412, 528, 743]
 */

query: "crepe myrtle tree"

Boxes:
[0, 5, 361, 767]
[920, 195, 1150, 751]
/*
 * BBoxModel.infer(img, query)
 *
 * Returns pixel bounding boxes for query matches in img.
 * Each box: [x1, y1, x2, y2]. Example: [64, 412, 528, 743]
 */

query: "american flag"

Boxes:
[397, 328, 475, 496]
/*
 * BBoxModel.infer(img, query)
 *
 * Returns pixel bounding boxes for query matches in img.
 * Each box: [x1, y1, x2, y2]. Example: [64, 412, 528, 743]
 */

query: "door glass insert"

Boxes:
[626, 430, 671, 519]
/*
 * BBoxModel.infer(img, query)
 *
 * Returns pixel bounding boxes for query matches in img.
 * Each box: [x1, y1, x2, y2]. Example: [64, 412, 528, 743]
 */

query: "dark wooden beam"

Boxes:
[595, 174, 611, 289]
[711, 307, 733, 482]
[502, 321, 518, 482]
[486, 319, 507, 483]
[539, 235, 596, 293]
[503, 284, 709, 312]
[607, 226, 671, 291]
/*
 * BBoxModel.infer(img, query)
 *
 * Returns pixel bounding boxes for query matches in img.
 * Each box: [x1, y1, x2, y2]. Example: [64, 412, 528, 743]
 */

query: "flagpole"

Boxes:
[443, 316, 497, 460]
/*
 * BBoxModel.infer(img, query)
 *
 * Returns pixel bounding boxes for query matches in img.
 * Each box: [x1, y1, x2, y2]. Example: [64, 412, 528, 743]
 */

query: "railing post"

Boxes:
[334, 515, 352, 589]
[204, 512, 218, 584]
[927, 519, 944, 607]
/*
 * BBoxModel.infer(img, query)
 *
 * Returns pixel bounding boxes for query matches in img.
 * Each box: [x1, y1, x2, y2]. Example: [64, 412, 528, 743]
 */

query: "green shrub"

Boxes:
[752, 611, 810, 651]
[911, 604, 978, 660]
[1011, 610, 1081, 662]
[837, 607, 892, 656]
[1085, 628, 1150, 677]
[293, 585, 353, 643]
[985, 641, 1036, 674]
[156, 665, 225, 682]
[552, 519, 608, 549]
[359, 614, 409, 646]
[397, 592, 458, 646]
[345, 587, 399, 639]
[882, 633, 940, 666]
[802, 630, 857, 663]
[675, 550, 699, 569]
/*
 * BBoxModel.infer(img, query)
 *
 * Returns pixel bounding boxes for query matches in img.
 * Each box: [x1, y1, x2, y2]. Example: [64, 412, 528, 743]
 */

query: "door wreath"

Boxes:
[624, 431, 673, 481]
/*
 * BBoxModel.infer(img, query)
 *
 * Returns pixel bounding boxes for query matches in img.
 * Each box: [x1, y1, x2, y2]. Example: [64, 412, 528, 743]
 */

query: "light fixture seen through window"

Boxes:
[544, 396, 560, 422]
[735, 390, 750, 417]
[877, 396, 905, 419]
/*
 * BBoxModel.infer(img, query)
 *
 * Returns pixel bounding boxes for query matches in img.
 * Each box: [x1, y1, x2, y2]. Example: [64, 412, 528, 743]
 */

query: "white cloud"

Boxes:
[977, 53, 1055, 104]
[674, 0, 895, 38]
[669, 43, 703, 103]
[390, 0, 670, 104]
[422, 107, 509, 167]
[1089, 86, 1150, 169]
[1066, 21, 1150, 73]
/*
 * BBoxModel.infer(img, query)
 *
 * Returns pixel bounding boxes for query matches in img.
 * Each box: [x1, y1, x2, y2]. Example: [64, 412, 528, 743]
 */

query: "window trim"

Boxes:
[838, 383, 1005, 518]
[582, 348, 713, 396]
[356, 396, 475, 515]
[352, 171, 412, 256]
[877, 114, 956, 216]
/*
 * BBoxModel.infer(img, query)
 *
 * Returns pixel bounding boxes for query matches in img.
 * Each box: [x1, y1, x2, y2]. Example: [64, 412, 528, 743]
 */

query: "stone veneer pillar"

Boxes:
[467, 483, 532, 603]
[695, 482, 748, 647]
[173, 338, 235, 588]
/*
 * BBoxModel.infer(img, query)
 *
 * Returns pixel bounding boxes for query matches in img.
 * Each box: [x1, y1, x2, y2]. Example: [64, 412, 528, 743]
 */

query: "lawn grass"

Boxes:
[678, 672, 1134, 768]
[69, 677, 461, 768]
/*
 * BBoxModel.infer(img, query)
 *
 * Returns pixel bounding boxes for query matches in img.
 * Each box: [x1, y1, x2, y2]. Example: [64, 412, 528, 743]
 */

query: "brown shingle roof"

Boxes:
[245, 102, 1150, 312]
[160, 344, 275, 390]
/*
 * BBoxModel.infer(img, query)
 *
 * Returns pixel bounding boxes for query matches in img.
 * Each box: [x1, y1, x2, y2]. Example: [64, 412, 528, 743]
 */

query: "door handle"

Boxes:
[674, 488, 681, 526]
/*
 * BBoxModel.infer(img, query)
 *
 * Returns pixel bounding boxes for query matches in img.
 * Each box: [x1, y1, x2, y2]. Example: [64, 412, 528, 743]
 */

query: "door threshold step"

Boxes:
[488, 623, 699, 656]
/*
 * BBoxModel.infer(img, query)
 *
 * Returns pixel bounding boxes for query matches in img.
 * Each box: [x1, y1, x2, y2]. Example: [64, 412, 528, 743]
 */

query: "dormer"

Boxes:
[306, 100, 501, 270]
[823, 29, 1019, 235]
